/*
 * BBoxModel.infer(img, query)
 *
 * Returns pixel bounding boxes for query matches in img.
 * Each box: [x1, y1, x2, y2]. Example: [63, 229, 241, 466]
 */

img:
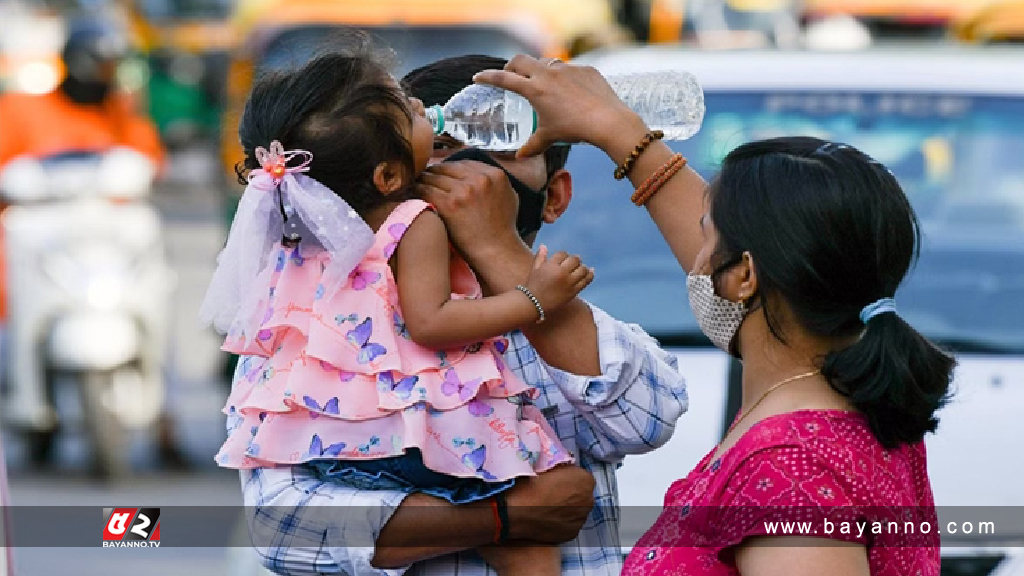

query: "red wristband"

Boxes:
[490, 497, 503, 544]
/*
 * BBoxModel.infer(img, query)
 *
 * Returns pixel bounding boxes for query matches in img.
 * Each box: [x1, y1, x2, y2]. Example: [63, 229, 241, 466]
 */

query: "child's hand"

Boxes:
[524, 245, 594, 316]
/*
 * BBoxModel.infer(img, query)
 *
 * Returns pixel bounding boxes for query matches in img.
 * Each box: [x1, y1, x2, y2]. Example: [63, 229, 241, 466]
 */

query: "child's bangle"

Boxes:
[516, 285, 546, 323]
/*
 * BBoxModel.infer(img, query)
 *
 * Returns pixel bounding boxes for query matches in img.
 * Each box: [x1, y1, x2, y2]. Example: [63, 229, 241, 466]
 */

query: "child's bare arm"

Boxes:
[394, 210, 592, 350]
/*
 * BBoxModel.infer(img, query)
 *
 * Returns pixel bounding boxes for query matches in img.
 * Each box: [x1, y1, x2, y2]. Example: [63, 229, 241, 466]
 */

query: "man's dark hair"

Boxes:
[401, 55, 571, 179]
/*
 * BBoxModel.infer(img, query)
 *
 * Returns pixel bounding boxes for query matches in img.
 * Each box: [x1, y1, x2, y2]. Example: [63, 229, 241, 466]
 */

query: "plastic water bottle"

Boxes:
[424, 70, 705, 151]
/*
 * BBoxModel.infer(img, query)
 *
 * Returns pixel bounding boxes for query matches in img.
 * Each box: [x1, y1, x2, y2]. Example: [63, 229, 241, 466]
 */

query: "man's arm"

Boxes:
[417, 161, 601, 377]
[241, 466, 410, 576]
[454, 236, 688, 461]
[544, 304, 688, 460]
[373, 465, 594, 568]
[466, 240, 602, 377]
[240, 465, 595, 574]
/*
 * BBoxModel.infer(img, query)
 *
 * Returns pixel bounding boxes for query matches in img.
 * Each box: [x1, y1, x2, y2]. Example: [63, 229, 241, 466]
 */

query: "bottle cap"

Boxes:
[426, 104, 444, 135]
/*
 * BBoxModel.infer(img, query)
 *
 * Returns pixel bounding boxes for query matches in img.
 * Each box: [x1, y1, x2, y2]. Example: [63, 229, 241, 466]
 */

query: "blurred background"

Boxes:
[0, 0, 1022, 574]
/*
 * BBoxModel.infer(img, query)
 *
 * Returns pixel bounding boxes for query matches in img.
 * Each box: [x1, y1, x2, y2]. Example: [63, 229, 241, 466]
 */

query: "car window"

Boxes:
[257, 25, 540, 79]
[137, 0, 233, 20]
[542, 91, 1024, 351]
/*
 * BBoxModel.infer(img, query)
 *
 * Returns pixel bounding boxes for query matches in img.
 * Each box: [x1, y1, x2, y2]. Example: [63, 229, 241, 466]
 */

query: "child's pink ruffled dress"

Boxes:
[216, 200, 571, 499]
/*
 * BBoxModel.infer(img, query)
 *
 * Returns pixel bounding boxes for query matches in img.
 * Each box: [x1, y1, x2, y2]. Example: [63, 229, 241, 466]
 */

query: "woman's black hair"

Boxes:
[235, 33, 416, 215]
[708, 136, 955, 448]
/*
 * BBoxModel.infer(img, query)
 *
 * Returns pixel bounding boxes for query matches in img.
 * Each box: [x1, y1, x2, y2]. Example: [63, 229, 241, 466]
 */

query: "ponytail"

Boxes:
[821, 312, 956, 449]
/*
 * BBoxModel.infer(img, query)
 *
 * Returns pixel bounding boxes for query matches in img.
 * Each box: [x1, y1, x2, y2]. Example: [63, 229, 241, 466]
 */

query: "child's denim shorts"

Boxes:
[307, 448, 515, 504]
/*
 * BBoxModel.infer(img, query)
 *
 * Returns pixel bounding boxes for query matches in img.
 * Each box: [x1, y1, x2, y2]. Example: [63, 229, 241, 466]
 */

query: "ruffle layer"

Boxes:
[217, 394, 573, 481]
[215, 221, 571, 480]
[223, 329, 533, 422]
[223, 243, 497, 378]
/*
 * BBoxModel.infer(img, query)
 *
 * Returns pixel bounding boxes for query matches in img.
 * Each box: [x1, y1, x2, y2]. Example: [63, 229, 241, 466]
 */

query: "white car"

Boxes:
[545, 46, 1024, 574]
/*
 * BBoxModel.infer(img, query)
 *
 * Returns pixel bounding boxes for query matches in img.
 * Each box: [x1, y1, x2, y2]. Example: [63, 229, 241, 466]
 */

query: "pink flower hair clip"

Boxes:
[254, 140, 313, 183]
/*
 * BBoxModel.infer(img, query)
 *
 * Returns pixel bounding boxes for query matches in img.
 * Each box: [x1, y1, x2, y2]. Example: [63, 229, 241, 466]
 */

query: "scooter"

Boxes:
[0, 147, 175, 479]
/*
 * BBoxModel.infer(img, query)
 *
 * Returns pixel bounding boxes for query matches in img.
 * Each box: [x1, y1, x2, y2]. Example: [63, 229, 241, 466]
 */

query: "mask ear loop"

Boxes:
[712, 252, 761, 312]
[712, 254, 753, 358]
[709, 253, 743, 288]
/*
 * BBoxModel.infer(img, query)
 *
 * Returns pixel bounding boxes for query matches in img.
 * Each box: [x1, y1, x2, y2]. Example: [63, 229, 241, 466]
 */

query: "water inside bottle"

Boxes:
[427, 71, 704, 150]
[432, 85, 535, 151]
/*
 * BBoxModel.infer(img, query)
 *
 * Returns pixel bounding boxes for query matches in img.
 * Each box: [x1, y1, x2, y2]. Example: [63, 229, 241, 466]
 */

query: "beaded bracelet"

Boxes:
[631, 153, 687, 206]
[614, 130, 664, 180]
[515, 285, 546, 323]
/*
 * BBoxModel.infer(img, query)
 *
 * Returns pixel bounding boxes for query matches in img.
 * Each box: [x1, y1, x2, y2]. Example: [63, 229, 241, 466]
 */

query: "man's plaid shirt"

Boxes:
[237, 303, 688, 576]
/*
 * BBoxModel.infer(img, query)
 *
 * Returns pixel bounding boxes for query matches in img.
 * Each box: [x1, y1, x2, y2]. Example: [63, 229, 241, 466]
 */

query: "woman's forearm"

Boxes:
[371, 493, 495, 568]
[592, 114, 707, 274]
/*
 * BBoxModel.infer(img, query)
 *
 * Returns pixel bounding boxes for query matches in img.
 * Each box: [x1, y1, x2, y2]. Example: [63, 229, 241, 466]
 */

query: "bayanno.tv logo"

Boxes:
[102, 508, 161, 548]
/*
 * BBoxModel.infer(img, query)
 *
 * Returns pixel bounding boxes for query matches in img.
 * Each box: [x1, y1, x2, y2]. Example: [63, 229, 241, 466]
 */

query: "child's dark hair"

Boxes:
[708, 136, 955, 449]
[236, 35, 416, 214]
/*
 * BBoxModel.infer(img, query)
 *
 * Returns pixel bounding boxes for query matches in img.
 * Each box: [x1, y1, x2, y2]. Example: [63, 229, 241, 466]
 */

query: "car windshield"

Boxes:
[540, 91, 1024, 352]
[257, 25, 540, 79]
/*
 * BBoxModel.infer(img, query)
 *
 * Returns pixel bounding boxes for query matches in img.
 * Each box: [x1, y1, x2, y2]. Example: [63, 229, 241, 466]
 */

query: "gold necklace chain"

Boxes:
[724, 370, 821, 438]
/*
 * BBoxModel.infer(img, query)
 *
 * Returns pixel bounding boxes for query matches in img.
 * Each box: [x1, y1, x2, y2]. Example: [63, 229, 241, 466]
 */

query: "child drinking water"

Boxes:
[200, 45, 593, 574]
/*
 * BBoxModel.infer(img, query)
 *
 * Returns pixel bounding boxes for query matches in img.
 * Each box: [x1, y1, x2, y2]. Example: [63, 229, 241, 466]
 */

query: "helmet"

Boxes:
[60, 17, 129, 103]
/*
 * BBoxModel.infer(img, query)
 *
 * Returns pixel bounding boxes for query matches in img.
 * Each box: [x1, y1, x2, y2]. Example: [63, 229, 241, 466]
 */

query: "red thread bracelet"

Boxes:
[490, 497, 503, 543]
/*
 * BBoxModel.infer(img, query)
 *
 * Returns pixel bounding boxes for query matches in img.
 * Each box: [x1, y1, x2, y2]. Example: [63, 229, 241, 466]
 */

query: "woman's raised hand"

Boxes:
[473, 55, 648, 159]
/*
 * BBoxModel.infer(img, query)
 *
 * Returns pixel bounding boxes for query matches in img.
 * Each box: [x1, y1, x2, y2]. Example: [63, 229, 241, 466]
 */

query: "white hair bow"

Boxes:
[199, 141, 374, 346]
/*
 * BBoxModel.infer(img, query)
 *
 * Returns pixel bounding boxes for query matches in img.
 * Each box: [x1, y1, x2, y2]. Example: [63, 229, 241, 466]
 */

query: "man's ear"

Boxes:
[541, 169, 572, 224]
[373, 161, 405, 194]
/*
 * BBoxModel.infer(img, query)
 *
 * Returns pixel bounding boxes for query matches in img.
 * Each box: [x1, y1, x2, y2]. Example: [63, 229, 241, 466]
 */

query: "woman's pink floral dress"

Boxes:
[215, 199, 571, 482]
[624, 410, 940, 576]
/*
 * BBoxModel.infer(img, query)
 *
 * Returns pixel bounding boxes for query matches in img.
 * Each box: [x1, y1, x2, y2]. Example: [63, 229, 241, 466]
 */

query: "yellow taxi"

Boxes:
[951, 0, 1024, 43]
[218, 0, 622, 184]
[801, 0, 996, 28]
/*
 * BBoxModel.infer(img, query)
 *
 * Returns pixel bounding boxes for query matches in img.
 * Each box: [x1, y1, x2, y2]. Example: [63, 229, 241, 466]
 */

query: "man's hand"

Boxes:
[505, 464, 596, 543]
[416, 160, 525, 266]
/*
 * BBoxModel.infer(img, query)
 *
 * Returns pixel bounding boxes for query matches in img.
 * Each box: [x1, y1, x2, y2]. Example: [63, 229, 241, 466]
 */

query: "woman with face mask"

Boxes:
[475, 58, 954, 576]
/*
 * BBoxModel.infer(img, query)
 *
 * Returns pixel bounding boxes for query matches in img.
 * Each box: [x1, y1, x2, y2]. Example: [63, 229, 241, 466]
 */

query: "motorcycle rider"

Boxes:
[0, 17, 164, 166]
[0, 16, 183, 468]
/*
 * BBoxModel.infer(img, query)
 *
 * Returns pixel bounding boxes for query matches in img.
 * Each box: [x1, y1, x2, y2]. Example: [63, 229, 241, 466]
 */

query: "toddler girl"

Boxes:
[201, 46, 592, 574]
